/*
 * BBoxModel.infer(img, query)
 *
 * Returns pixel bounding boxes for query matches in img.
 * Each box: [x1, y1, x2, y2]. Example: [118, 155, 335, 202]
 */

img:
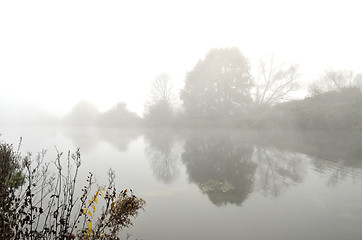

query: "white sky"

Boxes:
[1, 0, 362, 117]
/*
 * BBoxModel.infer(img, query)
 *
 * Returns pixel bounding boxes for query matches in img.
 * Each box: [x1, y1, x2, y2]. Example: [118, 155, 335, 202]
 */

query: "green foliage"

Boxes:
[0, 141, 145, 240]
[0, 141, 25, 189]
[180, 48, 254, 121]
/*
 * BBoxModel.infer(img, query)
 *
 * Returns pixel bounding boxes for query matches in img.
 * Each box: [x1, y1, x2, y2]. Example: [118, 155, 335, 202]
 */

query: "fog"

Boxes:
[1, 0, 362, 120]
[2, 1, 362, 239]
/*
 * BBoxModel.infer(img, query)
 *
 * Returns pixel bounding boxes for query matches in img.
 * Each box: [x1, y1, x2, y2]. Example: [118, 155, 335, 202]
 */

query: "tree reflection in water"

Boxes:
[64, 127, 141, 153]
[253, 147, 306, 197]
[181, 131, 256, 206]
[145, 129, 362, 206]
[144, 130, 181, 184]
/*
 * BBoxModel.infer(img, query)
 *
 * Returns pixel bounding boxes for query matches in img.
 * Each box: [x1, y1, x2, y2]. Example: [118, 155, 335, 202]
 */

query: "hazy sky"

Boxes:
[1, 0, 361, 116]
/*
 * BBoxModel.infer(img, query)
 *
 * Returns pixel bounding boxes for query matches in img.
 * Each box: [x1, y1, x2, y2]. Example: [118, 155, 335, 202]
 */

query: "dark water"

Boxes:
[1, 127, 362, 240]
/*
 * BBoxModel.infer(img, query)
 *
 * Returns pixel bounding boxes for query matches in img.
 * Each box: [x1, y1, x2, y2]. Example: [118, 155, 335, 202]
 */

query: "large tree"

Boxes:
[180, 48, 254, 119]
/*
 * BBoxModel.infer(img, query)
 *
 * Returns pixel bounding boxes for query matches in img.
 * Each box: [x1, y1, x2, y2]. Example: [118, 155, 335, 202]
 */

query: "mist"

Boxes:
[1, 1, 362, 240]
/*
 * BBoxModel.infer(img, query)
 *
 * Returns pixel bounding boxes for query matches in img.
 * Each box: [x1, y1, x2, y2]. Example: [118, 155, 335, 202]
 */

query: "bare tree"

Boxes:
[150, 73, 176, 104]
[254, 56, 300, 106]
[144, 73, 176, 126]
[309, 69, 362, 95]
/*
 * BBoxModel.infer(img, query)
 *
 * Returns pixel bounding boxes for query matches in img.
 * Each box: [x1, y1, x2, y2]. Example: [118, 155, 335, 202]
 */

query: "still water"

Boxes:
[1, 126, 362, 240]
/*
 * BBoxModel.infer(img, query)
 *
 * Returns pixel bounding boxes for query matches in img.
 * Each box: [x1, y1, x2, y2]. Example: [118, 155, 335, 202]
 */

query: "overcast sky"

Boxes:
[1, 0, 361, 117]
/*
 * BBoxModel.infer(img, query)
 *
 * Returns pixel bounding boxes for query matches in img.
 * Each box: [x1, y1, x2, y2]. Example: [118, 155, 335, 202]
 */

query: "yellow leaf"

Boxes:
[95, 197, 98, 203]
[83, 208, 87, 214]
[89, 200, 91, 205]
[88, 221, 92, 231]
[92, 205, 95, 211]
[88, 211, 93, 219]
[101, 187, 105, 191]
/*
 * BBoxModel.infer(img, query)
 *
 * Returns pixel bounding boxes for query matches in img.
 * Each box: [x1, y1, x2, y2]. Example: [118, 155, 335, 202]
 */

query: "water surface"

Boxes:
[1, 127, 362, 240]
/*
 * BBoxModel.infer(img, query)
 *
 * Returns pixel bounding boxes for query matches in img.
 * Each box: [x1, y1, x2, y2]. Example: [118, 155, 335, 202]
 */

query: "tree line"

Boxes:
[64, 47, 362, 130]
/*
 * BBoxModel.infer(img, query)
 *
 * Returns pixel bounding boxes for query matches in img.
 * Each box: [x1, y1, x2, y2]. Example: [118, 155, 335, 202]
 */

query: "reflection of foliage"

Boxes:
[144, 130, 180, 184]
[255, 130, 362, 188]
[181, 131, 256, 206]
[64, 128, 141, 153]
[98, 128, 141, 152]
[148, 129, 362, 207]
[254, 147, 306, 197]
[64, 127, 99, 153]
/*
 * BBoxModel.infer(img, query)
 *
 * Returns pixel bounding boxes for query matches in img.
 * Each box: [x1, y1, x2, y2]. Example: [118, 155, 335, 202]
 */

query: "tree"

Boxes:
[180, 48, 254, 120]
[254, 56, 300, 106]
[63, 101, 100, 126]
[149, 73, 176, 104]
[97, 102, 141, 127]
[144, 73, 176, 126]
[309, 69, 362, 95]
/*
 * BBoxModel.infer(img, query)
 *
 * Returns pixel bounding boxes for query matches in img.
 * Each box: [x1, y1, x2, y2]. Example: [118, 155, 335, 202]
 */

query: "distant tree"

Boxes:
[309, 69, 362, 95]
[97, 102, 141, 127]
[254, 56, 300, 106]
[180, 48, 254, 120]
[150, 73, 176, 104]
[144, 73, 176, 127]
[144, 100, 174, 127]
[63, 101, 100, 126]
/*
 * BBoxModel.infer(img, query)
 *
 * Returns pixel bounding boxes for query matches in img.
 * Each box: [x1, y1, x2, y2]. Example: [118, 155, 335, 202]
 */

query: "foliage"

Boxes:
[143, 100, 174, 127]
[252, 87, 362, 130]
[63, 101, 101, 126]
[0, 141, 145, 240]
[64, 101, 141, 128]
[180, 48, 254, 120]
[0, 141, 25, 189]
[97, 102, 141, 127]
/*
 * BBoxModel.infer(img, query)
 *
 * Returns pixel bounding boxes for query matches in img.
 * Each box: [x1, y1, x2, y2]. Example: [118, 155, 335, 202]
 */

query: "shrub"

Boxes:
[0, 139, 145, 240]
